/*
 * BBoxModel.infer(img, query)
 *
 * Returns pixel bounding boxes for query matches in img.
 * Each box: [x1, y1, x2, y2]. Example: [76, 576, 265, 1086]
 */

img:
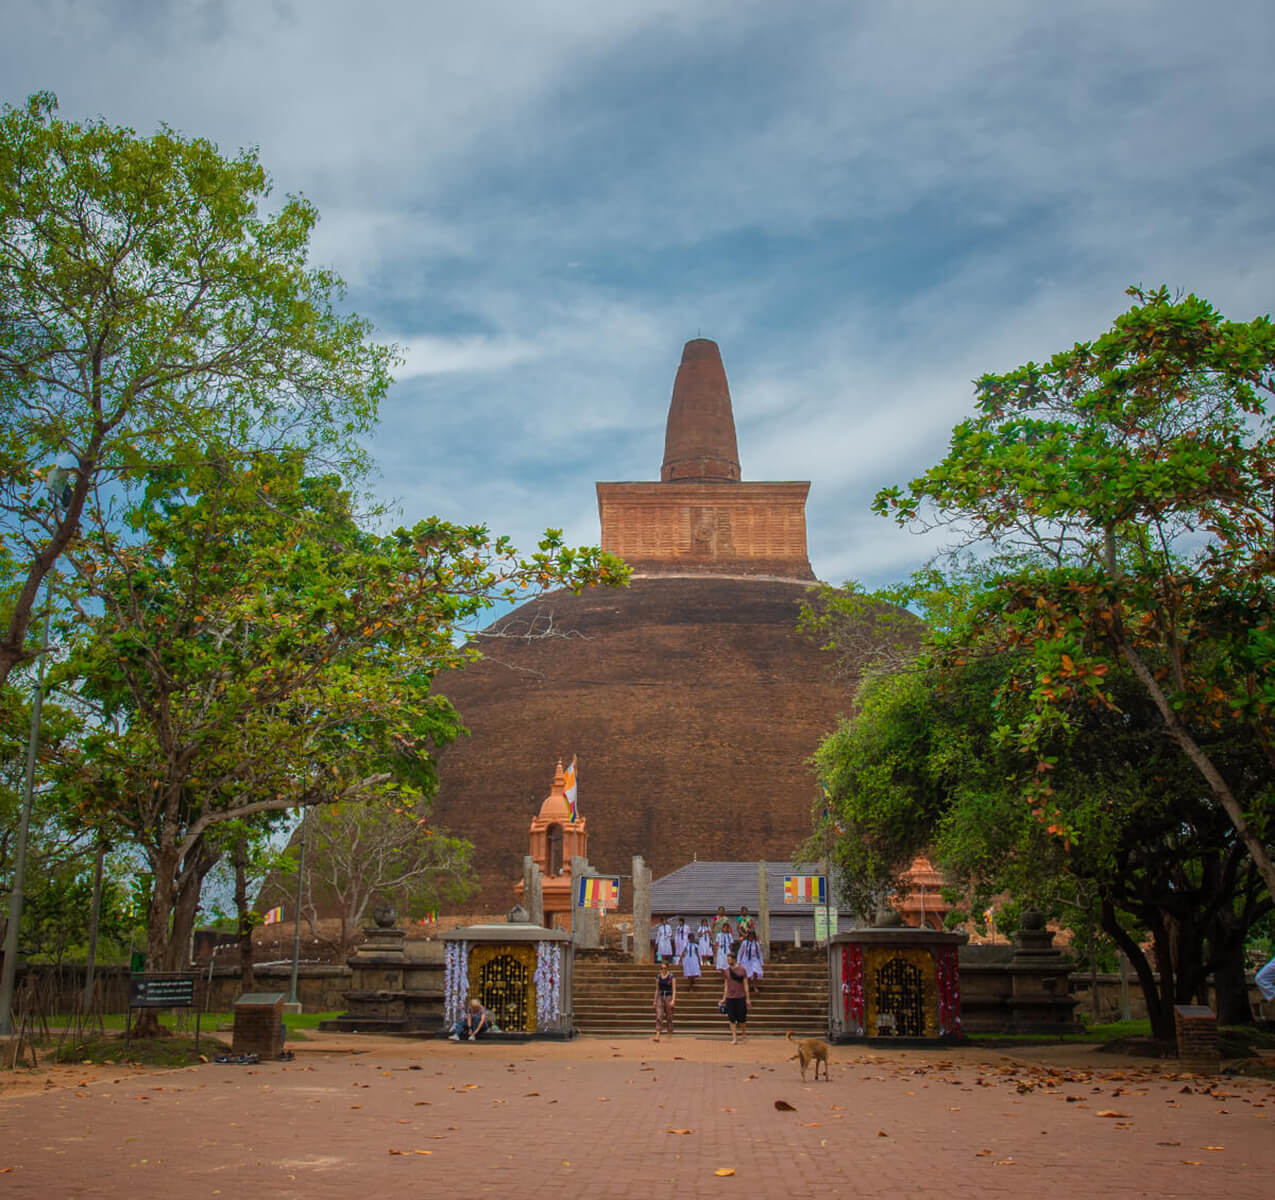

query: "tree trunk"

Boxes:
[1209, 910, 1255, 1026]
[1103, 898, 1175, 1041]
[234, 840, 255, 994]
[134, 848, 181, 1037]
[1117, 637, 1275, 904]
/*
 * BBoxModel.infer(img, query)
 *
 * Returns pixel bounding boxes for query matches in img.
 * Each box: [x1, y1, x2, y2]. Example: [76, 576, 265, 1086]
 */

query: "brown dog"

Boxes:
[786, 1031, 830, 1081]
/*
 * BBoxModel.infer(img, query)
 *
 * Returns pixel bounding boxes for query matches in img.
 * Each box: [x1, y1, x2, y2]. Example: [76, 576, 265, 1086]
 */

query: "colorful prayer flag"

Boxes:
[576, 876, 619, 910]
[783, 875, 827, 904]
[261, 905, 283, 925]
[563, 755, 579, 821]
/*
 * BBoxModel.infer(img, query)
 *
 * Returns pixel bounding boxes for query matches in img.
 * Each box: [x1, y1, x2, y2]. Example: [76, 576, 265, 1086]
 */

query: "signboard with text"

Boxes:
[128, 975, 196, 1008]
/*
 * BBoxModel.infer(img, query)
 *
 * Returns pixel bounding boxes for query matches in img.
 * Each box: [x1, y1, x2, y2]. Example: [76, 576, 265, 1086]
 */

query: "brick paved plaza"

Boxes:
[2, 1033, 1273, 1198]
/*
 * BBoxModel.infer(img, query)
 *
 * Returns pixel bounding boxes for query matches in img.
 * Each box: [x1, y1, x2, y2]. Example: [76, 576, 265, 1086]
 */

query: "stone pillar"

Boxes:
[1174, 1004, 1220, 1075]
[757, 861, 770, 954]
[523, 856, 544, 927]
[632, 855, 652, 963]
[570, 856, 601, 949]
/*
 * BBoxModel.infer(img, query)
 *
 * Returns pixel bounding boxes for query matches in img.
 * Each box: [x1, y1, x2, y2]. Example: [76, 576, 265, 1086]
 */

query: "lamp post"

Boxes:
[288, 806, 310, 1006]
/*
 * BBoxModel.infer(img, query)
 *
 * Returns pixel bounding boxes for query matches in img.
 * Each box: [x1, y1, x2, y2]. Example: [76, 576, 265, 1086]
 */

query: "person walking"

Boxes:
[734, 905, 755, 951]
[1257, 954, 1275, 1016]
[674, 917, 690, 960]
[653, 962, 676, 1041]
[738, 925, 764, 994]
[696, 917, 713, 961]
[713, 921, 732, 971]
[653, 915, 674, 964]
[720, 951, 751, 1044]
[681, 931, 702, 990]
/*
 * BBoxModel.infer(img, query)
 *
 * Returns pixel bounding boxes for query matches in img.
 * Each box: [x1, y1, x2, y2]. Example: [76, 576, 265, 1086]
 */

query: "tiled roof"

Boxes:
[650, 860, 855, 944]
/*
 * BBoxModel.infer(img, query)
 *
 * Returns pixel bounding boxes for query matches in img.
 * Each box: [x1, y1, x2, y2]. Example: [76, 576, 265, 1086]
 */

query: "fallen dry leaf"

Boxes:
[877, 1130, 888, 1138]
[774, 1100, 796, 1112]
[800, 1122, 822, 1127]
[667, 1129, 694, 1135]
[714, 1168, 736, 1177]
[1157, 1141, 1181, 1147]
[1095, 1110, 1128, 1118]
[1181, 1160, 1203, 1166]
[995, 1159, 1016, 1166]
[1203, 1146, 1224, 1151]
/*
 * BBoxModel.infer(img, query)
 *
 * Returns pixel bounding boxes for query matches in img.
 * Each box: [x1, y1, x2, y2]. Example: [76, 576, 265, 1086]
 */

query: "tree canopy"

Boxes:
[60, 451, 625, 970]
[0, 91, 394, 688]
[873, 287, 1275, 900]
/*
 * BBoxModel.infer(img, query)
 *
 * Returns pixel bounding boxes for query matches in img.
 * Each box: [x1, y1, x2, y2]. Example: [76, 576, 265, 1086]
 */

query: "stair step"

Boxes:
[571, 961, 830, 1035]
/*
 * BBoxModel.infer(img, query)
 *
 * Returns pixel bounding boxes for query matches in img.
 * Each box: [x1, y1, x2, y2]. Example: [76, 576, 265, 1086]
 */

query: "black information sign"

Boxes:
[129, 975, 196, 1008]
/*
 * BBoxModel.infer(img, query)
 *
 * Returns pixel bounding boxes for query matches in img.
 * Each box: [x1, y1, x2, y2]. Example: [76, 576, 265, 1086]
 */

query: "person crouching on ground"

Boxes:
[721, 951, 750, 1044]
[653, 962, 676, 1041]
[449, 997, 489, 1041]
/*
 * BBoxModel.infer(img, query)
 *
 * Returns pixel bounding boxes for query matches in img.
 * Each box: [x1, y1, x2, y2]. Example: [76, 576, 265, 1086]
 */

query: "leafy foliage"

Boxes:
[0, 91, 394, 689]
[59, 451, 626, 969]
[873, 286, 1275, 900]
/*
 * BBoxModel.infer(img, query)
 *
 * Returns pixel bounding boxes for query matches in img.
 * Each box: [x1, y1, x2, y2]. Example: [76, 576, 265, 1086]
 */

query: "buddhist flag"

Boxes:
[577, 876, 619, 910]
[261, 905, 283, 925]
[563, 755, 579, 821]
[783, 875, 827, 904]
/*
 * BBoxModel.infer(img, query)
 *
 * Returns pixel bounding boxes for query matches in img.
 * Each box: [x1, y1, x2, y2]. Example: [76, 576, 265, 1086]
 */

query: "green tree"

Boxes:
[61, 452, 625, 978]
[810, 613, 1270, 1038]
[289, 800, 476, 953]
[0, 92, 393, 689]
[874, 287, 1275, 900]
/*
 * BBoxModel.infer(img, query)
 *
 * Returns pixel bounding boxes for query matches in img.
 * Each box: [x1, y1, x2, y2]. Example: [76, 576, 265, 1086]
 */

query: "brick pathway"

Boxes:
[2, 1034, 1272, 1198]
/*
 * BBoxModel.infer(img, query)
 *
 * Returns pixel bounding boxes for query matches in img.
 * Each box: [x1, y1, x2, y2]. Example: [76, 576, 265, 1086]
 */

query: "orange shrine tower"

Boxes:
[514, 760, 587, 929]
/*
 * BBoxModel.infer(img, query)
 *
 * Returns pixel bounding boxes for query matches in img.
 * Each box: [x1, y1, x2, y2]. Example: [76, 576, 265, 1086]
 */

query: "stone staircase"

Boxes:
[572, 959, 829, 1037]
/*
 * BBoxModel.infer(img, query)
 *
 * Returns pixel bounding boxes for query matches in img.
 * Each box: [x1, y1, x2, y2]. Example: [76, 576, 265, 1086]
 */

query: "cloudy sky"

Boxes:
[6, 0, 1273, 589]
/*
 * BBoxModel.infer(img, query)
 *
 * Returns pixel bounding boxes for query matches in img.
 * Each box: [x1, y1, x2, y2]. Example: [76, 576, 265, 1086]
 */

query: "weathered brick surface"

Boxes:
[1175, 1004, 1221, 1075]
[431, 576, 848, 909]
[232, 996, 285, 1057]
[596, 482, 814, 578]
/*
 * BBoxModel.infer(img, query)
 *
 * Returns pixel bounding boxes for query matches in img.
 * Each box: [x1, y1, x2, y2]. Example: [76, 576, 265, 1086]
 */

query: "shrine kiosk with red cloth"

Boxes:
[828, 924, 968, 1043]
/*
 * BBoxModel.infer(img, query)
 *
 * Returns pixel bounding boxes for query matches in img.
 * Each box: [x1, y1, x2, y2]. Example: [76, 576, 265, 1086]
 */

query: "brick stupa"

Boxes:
[430, 339, 845, 909]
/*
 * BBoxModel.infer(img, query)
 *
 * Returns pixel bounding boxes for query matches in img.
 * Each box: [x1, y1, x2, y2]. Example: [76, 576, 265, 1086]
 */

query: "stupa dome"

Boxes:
[429, 339, 846, 909]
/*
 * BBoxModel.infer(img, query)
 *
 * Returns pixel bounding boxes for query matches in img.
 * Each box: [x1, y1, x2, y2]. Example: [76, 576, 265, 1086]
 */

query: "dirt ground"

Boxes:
[3, 1031, 1274, 1198]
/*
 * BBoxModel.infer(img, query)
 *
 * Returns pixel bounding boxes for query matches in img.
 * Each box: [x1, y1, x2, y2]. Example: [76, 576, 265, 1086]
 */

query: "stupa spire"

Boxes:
[660, 338, 741, 483]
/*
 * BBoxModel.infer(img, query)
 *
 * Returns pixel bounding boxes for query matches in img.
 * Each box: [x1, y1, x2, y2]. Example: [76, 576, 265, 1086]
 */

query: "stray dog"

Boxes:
[786, 1031, 830, 1081]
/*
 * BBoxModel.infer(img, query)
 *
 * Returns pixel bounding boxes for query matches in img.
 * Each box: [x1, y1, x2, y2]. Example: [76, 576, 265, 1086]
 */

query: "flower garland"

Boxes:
[534, 941, 561, 1029]
[842, 944, 865, 1032]
[935, 944, 961, 1035]
[443, 940, 470, 1024]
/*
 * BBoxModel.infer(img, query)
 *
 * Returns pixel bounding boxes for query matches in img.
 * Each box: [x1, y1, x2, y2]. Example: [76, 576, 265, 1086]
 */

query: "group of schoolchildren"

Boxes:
[651, 905, 764, 1042]
[651, 905, 765, 991]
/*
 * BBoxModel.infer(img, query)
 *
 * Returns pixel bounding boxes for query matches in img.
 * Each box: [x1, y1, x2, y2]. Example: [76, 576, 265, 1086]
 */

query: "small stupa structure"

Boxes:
[513, 760, 587, 930]
[895, 855, 951, 930]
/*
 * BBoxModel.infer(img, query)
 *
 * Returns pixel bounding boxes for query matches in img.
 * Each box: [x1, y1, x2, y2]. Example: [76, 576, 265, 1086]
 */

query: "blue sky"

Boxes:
[6, 0, 1274, 589]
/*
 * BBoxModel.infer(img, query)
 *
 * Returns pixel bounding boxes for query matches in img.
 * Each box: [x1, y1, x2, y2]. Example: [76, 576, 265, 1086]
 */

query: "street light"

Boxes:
[0, 469, 72, 1035]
